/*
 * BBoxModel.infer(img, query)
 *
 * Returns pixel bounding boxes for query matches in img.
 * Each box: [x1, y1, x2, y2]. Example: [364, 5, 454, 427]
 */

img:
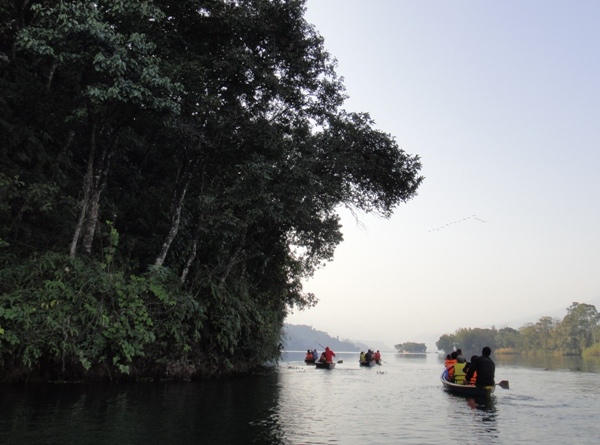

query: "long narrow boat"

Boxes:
[359, 360, 376, 367]
[315, 361, 336, 369]
[304, 359, 316, 365]
[440, 371, 495, 397]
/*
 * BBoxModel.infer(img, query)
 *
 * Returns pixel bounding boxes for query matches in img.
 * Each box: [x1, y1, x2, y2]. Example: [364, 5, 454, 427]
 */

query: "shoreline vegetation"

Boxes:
[0, 1, 423, 383]
[436, 302, 600, 358]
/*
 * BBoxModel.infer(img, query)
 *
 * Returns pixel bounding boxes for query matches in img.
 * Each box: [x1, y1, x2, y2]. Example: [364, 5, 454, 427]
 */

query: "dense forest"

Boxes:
[436, 302, 600, 357]
[0, 1, 423, 382]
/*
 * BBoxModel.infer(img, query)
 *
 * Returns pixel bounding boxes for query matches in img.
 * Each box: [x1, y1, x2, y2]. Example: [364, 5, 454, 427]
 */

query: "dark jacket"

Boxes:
[465, 355, 495, 387]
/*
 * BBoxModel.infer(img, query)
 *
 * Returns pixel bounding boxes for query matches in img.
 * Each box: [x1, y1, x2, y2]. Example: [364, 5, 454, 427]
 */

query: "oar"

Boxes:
[314, 340, 326, 349]
[337, 360, 344, 364]
[496, 380, 510, 389]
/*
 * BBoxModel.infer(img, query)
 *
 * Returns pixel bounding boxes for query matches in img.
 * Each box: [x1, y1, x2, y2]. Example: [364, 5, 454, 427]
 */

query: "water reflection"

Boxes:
[467, 397, 499, 442]
[4, 353, 600, 444]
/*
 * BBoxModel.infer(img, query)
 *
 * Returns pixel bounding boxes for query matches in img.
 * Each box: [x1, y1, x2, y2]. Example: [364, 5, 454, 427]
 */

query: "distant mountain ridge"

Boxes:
[282, 324, 392, 352]
[282, 324, 358, 351]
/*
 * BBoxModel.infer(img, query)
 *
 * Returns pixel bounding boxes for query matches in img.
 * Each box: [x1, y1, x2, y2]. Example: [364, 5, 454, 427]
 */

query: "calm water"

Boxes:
[1, 352, 600, 444]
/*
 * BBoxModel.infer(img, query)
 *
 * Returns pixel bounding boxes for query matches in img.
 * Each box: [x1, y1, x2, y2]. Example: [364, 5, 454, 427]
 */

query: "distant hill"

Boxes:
[282, 324, 360, 351]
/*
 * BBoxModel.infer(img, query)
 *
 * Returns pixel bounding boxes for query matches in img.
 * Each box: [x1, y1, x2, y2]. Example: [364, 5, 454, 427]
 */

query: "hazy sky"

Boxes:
[285, 1, 600, 351]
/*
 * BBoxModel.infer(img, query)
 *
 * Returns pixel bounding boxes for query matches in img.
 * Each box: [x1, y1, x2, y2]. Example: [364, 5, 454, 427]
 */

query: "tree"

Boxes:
[436, 334, 456, 353]
[558, 302, 599, 355]
[0, 0, 423, 380]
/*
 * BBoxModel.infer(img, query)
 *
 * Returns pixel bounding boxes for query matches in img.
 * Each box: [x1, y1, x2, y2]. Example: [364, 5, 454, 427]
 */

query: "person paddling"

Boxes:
[465, 346, 495, 388]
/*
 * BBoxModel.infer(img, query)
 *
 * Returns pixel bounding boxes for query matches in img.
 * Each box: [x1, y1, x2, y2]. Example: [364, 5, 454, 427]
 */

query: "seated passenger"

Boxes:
[462, 355, 478, 385]
[305, 350, 313, 361]
[374, 350, 382, 364]
[453, 355, 467, 384]
[445, 351, 458, 380]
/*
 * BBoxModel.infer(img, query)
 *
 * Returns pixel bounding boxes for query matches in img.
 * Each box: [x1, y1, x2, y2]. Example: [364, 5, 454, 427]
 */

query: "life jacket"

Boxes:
[445, 359, 457, 379]
[453, 362, 467, 384]
[469, 371, 477, 385]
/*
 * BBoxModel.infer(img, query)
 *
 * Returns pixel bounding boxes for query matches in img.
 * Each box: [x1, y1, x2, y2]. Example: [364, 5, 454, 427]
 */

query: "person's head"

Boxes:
[482, 346, 491, 356]
[470, 355, 478, 363]
[325, 346, 330, 351]
[457, 356, 466, 363]
[456, 348, 462, 355]
[451, 351, 458, 359]
[446, 354, 451, 360]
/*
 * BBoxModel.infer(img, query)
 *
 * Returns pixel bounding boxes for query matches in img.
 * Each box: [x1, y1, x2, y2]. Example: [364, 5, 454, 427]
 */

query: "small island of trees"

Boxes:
[395, 342, 427, 353]
[436, 302, 600, 357]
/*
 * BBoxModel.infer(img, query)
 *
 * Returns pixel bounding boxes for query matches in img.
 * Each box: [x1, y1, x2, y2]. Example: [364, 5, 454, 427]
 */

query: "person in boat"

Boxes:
[305, 350, 314, 361]
[456, 348, 465, 363]
[312, 349, 319, 360]
[465, 346, 495, 388]
[323, 346, 336, 363]
[359, 351, 366, 363]
[462, 355, 478, 385]
[453, 355, 467, 384]
[374, 350, 382, 364]
[318, 351, 327, 362]
[445, 351, 458, 380]
[365, 349, 374, 364]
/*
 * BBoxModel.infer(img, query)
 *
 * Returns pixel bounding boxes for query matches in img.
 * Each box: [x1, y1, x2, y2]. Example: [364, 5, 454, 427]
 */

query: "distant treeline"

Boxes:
[436, 302, 600, 357]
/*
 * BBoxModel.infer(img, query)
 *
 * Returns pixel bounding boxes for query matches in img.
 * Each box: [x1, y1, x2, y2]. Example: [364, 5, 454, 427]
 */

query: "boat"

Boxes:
[440, 370, 495, 397]
[315, 361, 336, 369]
[359, 360, 376, 367]
[304, 359, 316, 365]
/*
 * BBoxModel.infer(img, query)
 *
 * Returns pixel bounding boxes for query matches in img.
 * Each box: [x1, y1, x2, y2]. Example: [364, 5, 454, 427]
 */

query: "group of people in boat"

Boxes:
[359, 349, 382, 365]
[305, 346, 336, 363]
[444, 346, 495, 388]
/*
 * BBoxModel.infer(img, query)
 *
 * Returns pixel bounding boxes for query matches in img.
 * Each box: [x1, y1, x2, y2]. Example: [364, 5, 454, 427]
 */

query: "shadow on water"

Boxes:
[0, 373, 286, 445]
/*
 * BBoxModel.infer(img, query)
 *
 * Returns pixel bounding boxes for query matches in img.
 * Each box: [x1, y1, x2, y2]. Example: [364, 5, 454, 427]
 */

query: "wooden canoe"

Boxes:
[315, 361, 336, 369]
[440, 371, 495, 397]
[359, 360, 376, 367]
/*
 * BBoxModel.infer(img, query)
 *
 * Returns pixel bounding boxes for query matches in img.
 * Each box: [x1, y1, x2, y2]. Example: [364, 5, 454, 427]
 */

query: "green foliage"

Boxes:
[0, 251, 205, 380]
[1, 0, 423, 380]
[582, 343, 600, 357]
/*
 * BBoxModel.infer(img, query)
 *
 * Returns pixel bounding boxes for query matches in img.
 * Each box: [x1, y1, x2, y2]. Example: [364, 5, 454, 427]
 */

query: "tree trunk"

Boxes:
[154, 157, 198, 267]
[69, 125, 115, 256]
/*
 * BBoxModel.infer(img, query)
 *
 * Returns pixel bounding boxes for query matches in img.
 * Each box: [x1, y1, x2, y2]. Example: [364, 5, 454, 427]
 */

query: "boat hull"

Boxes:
[359, 360, 376, 367]
[315, 362, 336, 369]
[440, 372, 495, 397]
[304, 359, 316, 365]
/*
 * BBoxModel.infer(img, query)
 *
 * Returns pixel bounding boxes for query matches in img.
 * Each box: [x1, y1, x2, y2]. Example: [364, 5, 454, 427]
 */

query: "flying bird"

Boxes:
[428, 214, 487, 232]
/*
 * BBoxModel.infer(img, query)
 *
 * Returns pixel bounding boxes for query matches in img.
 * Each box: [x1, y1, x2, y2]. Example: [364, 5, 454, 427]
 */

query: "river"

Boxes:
[1, 351, 599, 444]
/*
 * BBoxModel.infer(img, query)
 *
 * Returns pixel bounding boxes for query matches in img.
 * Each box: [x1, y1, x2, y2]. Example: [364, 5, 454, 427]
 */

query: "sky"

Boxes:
[285, 0, 600, 351]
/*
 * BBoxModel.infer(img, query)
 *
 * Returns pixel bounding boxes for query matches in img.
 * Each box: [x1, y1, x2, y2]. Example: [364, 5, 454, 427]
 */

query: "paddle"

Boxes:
[337, 360, 344, 364]
[496, 380, 510, 389]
